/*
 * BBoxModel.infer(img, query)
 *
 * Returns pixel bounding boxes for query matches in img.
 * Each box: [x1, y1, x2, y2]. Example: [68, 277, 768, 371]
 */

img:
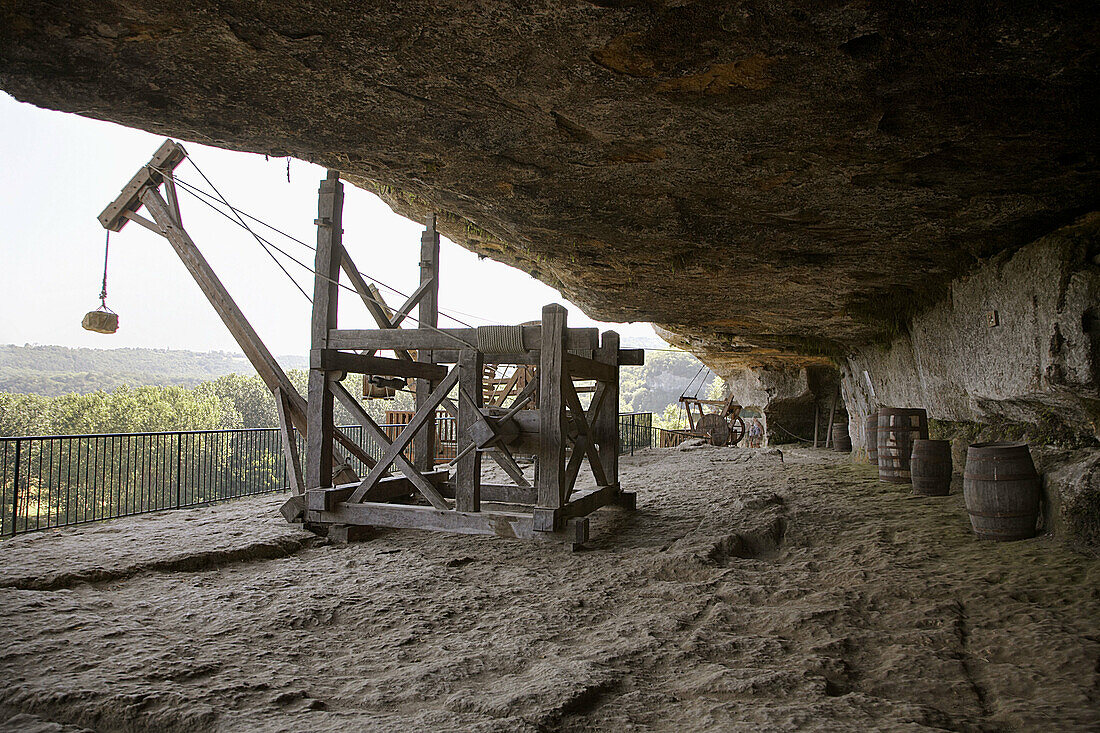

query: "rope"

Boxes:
[680, 363, 706, 400]
[476, 325, 526, 353]
[187, 159, 312, 302]
[149, 164, 489, 327]
[99, 230, 110, 307]
[769, 421, 814, 443]
[148, 172, 479, 353]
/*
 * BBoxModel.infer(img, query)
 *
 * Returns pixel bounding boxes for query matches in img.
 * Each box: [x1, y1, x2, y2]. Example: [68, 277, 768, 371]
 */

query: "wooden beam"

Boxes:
[99, 139, 187, 231]
[389, 277, 434, 329]
[330, 381, 449, 509]
[536, 303, 568, 516]
[307, 469, 449, 511]
[414, 214, 441, 475]
[327, 326, 601, 352]
[275, 387, 304, 496]
[349, 367, 459, 501]
[141, 186, 371, 474]
[595, 331, 620, 489]
[311, 350, 447, 381]
[565, 352, 616, 383]
[561, 483, 621, 521]
[440, 482, 537, 505]
[617, 348, 644, 366]
[306, 170, 343, 491]
[315, 501, 584, 543]
[456, 350, 484, 512]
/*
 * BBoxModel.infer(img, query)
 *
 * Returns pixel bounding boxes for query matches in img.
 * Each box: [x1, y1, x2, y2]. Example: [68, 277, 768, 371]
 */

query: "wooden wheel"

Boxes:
[697, 414, 729, 446]
[729, 416, 746, 445]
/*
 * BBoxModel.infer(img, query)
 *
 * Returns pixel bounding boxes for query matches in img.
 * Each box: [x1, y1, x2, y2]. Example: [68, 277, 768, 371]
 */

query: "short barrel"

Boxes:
[832, 421, 851, 452]
[877, 407, 928, 483]
[911, 439, 952, 496]
[963, 442, 1040, 541]
[865, 410, 879, 465]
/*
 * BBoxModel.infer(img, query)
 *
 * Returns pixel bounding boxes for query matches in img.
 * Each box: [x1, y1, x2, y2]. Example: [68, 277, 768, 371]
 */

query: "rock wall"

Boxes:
[834, 214, 1100, 550]
[722, 364, 840, 446]
[840, 213, 1100, 452]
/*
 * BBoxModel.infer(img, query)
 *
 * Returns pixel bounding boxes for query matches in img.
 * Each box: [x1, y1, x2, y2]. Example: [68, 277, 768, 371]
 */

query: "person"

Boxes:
[748, 418, 764, 448]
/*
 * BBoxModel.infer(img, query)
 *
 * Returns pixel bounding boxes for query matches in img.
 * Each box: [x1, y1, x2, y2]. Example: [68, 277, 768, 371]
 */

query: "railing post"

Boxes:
[175, 433, 183, 509]
[11, 439, 21, 536]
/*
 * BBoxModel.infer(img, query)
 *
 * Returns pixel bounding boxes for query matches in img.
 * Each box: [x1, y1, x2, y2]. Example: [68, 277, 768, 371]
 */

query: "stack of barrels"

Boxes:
[861, 405, 1041, 542]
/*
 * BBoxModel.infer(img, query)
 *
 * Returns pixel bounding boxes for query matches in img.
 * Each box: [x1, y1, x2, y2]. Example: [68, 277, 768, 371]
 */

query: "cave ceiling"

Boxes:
[1, 1, 1096, 373]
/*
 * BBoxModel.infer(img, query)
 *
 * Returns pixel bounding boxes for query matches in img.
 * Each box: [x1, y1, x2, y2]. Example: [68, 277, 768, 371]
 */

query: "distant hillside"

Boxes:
[0, 344, 306, 396]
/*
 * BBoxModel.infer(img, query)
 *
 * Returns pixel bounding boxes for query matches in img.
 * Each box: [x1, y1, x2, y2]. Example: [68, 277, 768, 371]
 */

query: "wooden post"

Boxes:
[306, 170, 343, 490]
[457, 349, 483, 512]
[413, 214, 440, 471]
[536, 303, 568, 523]
[813, 402, 820, 448]
[825, 384, 838, 449]
[594, 331, 620, 488]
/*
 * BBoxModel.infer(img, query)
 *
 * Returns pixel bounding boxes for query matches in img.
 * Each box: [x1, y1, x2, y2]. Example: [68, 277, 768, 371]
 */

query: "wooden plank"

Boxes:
[441, 482, 537, 505]
[308, 469, 449, 511]
[595, 332, 620, 489]
[563, 376, 608, 489]
[389, 277, 434, 329]
[346, 370, 459, 504]
[327, 327, 600, 352]
[99, 139, 187, 231]
[456, 350, 483, 512]
[414, 214, 441, 475]
[306, 170, 343, 490]
[312, 350, 446, 381]
[561, 483, 621, 520]
[536, 303, 568, 513]
[317, 502, 578, 542]
[275, 387, 304, 496]
[617, 348, 644, 366]
[565, 352, 616, 383]
[330, 381, 450, 509]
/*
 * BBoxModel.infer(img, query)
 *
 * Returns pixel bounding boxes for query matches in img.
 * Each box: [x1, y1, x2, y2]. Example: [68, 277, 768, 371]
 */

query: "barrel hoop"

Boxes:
[963, 473, 1038, 482]
[966, 509, 1036, 519]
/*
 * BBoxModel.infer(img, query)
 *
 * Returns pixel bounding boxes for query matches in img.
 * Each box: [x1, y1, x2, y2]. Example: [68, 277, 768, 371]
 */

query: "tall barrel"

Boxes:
[911, 439, 952, 496]
[865, 410, 879, 465]
[832, 421, 851, 452]
[963, 442, 1040, 541]
[877, 407, 928, 483]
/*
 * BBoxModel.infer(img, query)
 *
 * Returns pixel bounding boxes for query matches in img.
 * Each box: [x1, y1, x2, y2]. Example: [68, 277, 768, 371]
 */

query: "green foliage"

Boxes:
[619, 350, 716, 415]
[0, 386, 235, 436]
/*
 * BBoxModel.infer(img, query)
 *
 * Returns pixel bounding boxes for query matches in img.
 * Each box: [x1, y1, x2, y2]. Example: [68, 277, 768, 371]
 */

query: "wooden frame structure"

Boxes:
[100, 139, 644, 547]
[677, 394, 746, 446]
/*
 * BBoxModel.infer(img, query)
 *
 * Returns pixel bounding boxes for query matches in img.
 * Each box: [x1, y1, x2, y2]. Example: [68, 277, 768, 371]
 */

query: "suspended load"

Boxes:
[82, 231, 119, 334]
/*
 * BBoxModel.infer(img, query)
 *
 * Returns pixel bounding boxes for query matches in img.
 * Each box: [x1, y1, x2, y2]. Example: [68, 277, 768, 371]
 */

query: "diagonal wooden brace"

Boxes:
[347, 368, 460, 504]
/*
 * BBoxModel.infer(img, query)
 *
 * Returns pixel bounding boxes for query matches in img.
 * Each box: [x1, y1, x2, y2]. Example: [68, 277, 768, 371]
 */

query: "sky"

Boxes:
[0, 92, 662, 358]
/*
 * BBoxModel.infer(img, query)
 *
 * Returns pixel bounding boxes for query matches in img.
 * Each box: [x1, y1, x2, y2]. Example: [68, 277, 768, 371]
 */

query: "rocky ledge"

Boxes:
[2, 0, 1096, 369]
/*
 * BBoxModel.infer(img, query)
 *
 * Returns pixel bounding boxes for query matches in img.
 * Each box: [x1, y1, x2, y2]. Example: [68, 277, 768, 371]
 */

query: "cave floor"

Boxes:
[0, 447, 1097, 732]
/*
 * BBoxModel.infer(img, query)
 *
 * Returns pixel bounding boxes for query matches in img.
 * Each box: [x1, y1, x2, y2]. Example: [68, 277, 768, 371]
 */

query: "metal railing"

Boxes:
[1, 413, 671, 536]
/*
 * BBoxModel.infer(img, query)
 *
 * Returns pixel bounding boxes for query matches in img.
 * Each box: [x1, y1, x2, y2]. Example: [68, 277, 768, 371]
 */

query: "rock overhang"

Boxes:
[1, 0, 1096, 375]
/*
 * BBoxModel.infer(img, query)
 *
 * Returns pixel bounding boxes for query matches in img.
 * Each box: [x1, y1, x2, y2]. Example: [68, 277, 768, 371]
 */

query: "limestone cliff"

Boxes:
[2, 0, 1096, 370]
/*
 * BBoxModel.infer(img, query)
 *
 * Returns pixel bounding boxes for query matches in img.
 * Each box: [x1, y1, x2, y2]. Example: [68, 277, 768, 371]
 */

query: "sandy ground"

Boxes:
[0, 446, 1096, 732]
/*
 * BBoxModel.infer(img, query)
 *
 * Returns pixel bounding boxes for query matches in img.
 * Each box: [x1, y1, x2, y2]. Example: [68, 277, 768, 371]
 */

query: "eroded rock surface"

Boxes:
[1, 1, 1096, 365]
[1, 449, 1097, 730]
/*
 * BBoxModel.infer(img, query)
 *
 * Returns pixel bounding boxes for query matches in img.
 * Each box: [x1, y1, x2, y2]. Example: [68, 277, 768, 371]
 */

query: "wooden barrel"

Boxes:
[911, 439, 952, 496]
[832, 421, 851, 452]
[877, 408, 928, 483]
[865, 410, 879, 465]
[963, 442, 1040, 541]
